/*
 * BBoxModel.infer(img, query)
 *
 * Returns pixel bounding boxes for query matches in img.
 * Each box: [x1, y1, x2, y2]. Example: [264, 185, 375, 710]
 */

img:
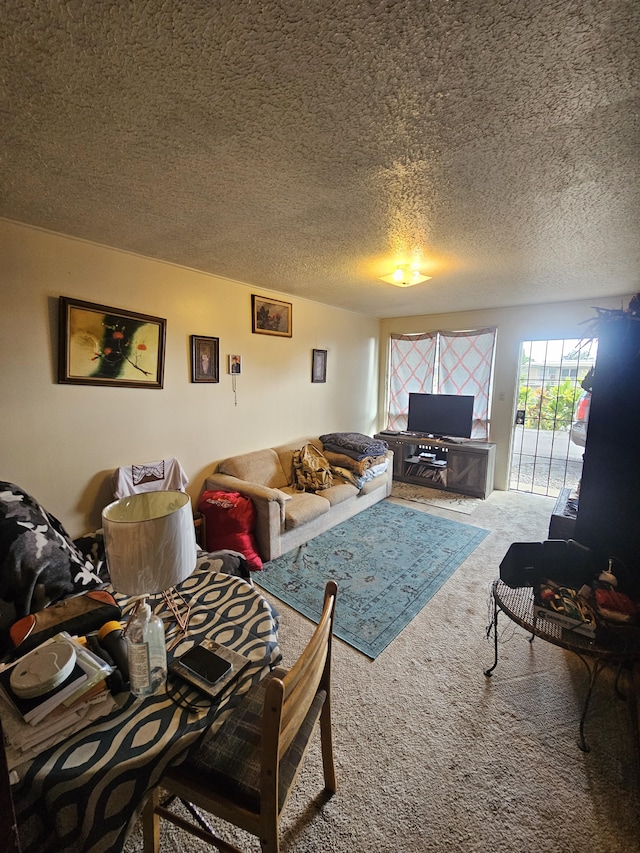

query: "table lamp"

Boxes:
[102, 491, 197, 635]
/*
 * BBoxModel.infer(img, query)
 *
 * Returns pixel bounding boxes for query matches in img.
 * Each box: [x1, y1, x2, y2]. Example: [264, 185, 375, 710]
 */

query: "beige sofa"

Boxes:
[204, 437, 393, 562]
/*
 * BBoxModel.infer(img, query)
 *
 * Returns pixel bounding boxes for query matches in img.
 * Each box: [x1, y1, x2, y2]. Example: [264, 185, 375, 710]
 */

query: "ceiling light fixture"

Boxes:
[379, 264, 431, 287]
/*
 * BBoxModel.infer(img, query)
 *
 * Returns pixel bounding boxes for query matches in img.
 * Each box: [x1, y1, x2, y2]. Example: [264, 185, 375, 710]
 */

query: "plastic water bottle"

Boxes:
[126, 601, 167, 697]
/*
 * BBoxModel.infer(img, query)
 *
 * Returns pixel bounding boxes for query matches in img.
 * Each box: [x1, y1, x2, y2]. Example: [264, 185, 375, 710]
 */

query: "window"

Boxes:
[387, 328, 496, 439]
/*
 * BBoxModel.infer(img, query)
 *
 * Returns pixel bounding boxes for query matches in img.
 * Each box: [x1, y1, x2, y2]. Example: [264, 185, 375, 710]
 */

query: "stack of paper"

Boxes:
[1, 689, 117, 773]
[0, 633, 117, 772]
[0, 634, 113, 724]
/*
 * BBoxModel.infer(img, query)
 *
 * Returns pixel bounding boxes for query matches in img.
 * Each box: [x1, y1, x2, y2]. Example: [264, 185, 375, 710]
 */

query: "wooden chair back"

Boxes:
[262, 579, 337, 796]
[143, 580, 338, 853]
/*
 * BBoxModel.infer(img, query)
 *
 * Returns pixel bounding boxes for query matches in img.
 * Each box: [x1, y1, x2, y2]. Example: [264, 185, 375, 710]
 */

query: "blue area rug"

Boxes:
[256, 500, 489, 659]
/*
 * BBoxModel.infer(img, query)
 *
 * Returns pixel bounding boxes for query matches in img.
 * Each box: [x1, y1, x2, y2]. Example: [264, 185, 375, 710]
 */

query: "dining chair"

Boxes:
[142, 580, 338, 853]
[111, 456, 189, 500]
[110, 456, 207, 547]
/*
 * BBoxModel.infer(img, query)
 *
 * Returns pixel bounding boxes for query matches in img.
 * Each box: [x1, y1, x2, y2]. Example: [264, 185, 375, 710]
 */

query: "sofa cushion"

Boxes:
[319, 482, 358, 506]
[360, 471, 389, 495]
[282, 492, 330, 530]
[218, 449, 288, 490]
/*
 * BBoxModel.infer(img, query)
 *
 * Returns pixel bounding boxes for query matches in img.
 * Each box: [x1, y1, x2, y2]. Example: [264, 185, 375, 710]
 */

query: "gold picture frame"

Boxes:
[251, 295, 292, 338]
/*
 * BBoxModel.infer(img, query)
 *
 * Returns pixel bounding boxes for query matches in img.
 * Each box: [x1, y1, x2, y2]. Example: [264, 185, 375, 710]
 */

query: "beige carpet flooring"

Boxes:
[125, 490, 640, 853]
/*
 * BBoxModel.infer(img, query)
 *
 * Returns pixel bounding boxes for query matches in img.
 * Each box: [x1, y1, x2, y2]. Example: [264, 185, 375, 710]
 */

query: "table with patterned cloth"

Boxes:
[11, 564, 281, 853]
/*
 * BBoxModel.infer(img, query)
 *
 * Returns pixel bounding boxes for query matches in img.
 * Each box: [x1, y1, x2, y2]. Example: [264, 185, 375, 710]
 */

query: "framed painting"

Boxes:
[251, 295, 292, 338]
[58, 297, 166, 388]
[191, 335, 220, 383]
[312, 348, 327, 383]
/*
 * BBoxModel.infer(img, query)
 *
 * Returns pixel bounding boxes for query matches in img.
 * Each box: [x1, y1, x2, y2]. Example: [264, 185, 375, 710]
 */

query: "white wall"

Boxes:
[380, 294, 634, 491]
[0, 220, 381, 537]
[3, 217, 633, 538]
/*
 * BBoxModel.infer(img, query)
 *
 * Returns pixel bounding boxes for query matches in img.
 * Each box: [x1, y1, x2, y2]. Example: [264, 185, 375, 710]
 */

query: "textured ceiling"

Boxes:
[1, 1, 639, 318]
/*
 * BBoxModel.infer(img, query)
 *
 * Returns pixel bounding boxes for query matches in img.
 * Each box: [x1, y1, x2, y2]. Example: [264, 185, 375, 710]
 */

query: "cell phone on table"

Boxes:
[169, 639, 252, 700]
[173, 645, 232, 683]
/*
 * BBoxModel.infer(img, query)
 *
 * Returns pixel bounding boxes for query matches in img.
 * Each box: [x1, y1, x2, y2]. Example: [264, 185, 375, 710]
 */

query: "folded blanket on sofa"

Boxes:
[320, 432, 388, 461]
[322, 450, 387, 476]
[331, 460, 389, 489]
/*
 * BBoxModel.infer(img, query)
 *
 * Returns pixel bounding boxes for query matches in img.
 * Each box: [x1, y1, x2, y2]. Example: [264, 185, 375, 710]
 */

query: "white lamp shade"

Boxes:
[102, 491, 197, 595]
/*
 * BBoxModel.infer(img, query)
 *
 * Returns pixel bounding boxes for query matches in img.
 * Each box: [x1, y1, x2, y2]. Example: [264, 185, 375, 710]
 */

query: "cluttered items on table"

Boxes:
[0, 632, 118, 771]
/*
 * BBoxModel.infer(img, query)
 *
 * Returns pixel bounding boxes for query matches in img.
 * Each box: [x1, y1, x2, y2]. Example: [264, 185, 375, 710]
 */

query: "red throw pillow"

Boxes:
[197, 490, 262, 571]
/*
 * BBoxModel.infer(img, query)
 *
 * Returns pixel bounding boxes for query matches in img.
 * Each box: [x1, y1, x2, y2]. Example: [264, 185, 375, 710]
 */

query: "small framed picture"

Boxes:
[191, 335, 220, 383]
[312, 348, 327, 383]
[251, 294, 292, 338]
[228, 354, 242, 374]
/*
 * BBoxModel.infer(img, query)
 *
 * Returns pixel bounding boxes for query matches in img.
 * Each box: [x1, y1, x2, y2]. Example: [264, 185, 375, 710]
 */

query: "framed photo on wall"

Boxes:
[312, 348, 327, 383]
[251, 295, 292, 338]
[191, 335, 220, 383]
[228, 354, 242, 374]
[58, 296, 166, 388]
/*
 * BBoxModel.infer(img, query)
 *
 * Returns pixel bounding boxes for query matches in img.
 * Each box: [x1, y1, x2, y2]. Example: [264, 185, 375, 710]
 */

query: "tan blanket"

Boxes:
[322, 450, 387, 476]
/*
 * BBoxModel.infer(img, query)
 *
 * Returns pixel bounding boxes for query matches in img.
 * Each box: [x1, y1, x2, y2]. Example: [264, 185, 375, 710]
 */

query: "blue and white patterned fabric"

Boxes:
[12, 566, 281, 853]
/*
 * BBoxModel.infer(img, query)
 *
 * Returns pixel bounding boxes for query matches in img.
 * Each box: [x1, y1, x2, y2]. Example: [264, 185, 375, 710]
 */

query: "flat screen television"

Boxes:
[406, 393, 474, 439]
